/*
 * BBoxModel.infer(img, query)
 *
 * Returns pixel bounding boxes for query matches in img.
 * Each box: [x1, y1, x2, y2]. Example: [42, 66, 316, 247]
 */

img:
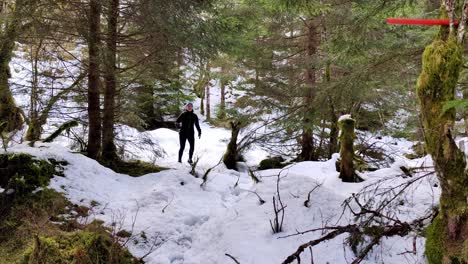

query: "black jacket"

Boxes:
[176, 111, 201, 137]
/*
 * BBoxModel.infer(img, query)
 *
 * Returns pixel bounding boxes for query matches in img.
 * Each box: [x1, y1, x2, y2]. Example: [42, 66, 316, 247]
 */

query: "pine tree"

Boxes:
[87, 0, 102, 159]
[102, 0, 119, 161]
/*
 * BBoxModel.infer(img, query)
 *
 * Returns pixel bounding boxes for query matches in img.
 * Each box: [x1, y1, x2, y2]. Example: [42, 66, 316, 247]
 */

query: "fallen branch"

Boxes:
[246, 190, 265, 205]
[225, 253, 240, 264]
[161, 192, 174, 213]
[281, 210, 437, 264]
[282, 227, 355, 264]
[304, 183, 322, 208]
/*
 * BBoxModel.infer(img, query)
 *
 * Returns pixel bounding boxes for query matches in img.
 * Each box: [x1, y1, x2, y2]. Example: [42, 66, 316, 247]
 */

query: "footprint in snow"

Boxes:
[170, 255, 184, 264]
[183, 215, 209, 226]
[152, 192, 169, 203]
[176, 236, 193, 249]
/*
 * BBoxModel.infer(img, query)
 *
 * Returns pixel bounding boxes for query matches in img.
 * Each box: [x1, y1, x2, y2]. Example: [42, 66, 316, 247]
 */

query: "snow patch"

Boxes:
[338, 114, 353, 122]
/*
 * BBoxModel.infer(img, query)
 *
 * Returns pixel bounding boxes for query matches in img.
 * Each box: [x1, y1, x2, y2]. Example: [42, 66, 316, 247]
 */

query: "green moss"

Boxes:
[100, 159, 164, 177]
[425, 214, 468, 264]
[425, 215, 445, 264]
[0, 65, 23, 133]
[347, 231, 364, 255]
[24, 230, 138, 264]
[417, 37, 462, 158]
[258, 156, 286, 170]
[0, 187, 140, 264]
[462, 240, 468, 262]
[116, 230, 132, 238]
[0, 153, 65, 197]
[43, 120, 79, 143]
[417, 34, 468, 262]
[338, 117, 362, 182]
[0, 188, 72, 263]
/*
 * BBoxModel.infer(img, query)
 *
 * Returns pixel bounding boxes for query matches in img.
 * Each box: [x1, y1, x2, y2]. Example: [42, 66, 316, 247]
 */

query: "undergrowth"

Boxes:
[99, 158, 165, 177]
[0, 153, 140, 263]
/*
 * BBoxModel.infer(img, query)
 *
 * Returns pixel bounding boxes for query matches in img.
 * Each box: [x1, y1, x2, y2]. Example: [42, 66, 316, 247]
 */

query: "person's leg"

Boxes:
[188, 136, 195, 162]
[178, 133, 186, 162]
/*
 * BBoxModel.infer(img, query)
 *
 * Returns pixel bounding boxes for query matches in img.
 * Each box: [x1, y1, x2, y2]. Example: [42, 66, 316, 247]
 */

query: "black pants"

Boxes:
[179, 133, 194, 161]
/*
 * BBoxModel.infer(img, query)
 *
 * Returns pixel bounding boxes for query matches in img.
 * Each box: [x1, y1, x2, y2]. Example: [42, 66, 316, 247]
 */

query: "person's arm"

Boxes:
[176, 112, 184, 127]
[176, 112, 184, 123]
[195, 115, 201, 137]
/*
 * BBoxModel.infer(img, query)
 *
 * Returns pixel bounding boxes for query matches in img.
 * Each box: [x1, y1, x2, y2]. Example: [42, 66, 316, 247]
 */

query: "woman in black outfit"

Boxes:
[176, 102, 201, 163]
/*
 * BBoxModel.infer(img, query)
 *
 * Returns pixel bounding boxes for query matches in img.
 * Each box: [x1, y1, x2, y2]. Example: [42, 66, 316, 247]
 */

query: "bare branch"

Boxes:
[225, 253, 240, 264]
[304, 182, 322, 207]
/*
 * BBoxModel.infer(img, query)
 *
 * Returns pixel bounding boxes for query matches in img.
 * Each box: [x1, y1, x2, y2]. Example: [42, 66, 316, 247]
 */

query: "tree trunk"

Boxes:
[194, 68, 207, 116]
[102, 0, 119, 161]
[0, 1, 24, 133]
[464, 87, 468, 137]
[324, 61, 339, 159]
[299, 18, 319, 161]
[328, 100, 339, 159]
[223, 120, 241, 170]
[254, 67, 260, 90]
[338, 116, 359, 182]
[206, 81, 211, 121]
[200, 87, 205, 116]
[87, 0, 102, 159]
[417, 33, 467, 263]
[26, 40, 43, 142]
[219, 67, 226, 119]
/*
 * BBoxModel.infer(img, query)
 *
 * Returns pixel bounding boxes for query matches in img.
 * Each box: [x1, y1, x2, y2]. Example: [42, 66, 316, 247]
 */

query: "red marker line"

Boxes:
[387, 18, 459, 26]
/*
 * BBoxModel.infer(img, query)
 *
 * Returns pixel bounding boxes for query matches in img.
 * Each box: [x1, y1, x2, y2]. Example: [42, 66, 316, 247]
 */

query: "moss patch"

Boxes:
[417, 34, 467, 263]
[43, 120, 79, 143]
[0, 189, 69, 263]
[100, 159, 165, 177]
[0, 153, 140, 263]
[258, 157, 288, 170]
[0, 153, 68, 227]
[338, 117, 363, 182]
[0, 188, 140, 264]
[24, 228, 138, 264]
[0, 153, 66, 196]
[425, 215, 445, 264]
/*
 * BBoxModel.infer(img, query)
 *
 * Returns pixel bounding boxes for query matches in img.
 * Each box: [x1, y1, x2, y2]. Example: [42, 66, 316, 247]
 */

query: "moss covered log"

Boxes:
[338, 116, 360, 182]
[416, 35, 467, 263]
[43, 120, 79, 143]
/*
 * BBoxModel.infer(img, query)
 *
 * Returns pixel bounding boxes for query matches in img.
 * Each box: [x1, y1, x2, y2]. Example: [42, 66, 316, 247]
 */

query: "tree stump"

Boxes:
[338, 115, 360, 182]
[223, 120, 242, 170]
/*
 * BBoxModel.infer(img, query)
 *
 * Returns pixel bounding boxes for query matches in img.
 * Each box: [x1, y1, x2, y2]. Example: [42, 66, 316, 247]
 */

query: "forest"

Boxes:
[0, 0, 467, 263]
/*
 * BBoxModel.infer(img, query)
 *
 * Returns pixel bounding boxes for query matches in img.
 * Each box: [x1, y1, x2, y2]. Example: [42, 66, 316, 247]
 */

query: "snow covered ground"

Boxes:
[5, 121, 439, 264]
[6, 49, 441, 263]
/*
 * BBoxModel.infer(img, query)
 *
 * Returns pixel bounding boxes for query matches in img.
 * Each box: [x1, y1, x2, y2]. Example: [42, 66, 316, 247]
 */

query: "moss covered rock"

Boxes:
[258, 156, 286, 170]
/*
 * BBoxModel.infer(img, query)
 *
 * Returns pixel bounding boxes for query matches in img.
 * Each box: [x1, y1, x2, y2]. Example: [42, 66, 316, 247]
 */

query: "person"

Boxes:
[176, 102, 201, 163]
